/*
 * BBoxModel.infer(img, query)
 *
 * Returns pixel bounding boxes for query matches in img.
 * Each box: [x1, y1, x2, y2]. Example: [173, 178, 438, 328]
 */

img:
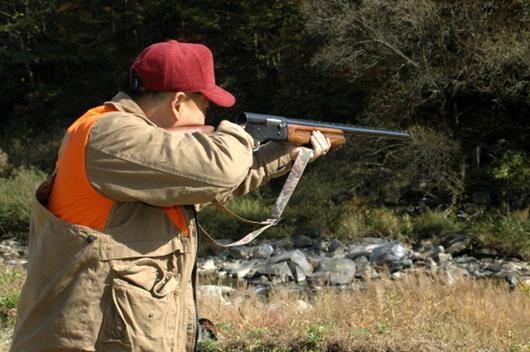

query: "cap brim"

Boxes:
[201, 85, 236, 108]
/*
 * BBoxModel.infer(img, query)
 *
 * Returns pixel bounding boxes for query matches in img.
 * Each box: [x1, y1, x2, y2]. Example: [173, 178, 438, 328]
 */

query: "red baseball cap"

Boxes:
[130, 40, 236, 107]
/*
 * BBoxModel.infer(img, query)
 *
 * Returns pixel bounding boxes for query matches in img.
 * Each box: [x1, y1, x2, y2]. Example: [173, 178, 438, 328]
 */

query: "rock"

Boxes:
[435, 252, 453, 265]
[270, 249, 313, 277]
[425, 258, 437, 271]
[251, 244, 274, 259]
[454, 255, 478, 264]
[255, 262, 294, 282]
[353, 256, 376, 280]
[391, 271, 404, 280]
[505, 275, 519, 289]
[314, 257, 356, 285]
[346, 244, 379, 260]
[289, 263, 307, 282]
[444, 235, 470, 255]
[222, 260, 260, 278]
[228, 246, 253, 260]
[328, 239, 344, 252]
[198, 285, 235, 297]
[199, 259, 217, 273]
[437, 263, 469, 285]
[313, 239, 329, 252]
[370, 242, 408, 265]
[295, 299, 313, 313]
[293, 235, 314, 248]
[391, 258, 413, 273]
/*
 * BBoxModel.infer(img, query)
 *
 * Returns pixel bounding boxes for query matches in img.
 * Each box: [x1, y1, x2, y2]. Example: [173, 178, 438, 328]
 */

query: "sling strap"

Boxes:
[199, 147, 312, 248]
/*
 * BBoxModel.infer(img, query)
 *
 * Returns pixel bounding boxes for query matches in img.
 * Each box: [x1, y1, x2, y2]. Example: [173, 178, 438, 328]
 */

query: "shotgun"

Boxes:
[236, 112, 411, 147]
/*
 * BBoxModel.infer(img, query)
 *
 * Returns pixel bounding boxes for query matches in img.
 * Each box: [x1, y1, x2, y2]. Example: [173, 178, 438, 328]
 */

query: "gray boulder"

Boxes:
[371, 242, 407, 262]
[270, 249, 313, 277]
[314, 257, 356, 285]
[251, 243, 275, 259]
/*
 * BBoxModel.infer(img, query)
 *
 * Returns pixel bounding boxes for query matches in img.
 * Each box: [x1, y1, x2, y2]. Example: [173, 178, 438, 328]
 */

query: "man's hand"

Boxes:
[288, 130, 332, 162]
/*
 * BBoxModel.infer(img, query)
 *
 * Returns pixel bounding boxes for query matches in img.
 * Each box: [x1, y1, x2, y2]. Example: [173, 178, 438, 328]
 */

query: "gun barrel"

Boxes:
[238, 112, 411, 140]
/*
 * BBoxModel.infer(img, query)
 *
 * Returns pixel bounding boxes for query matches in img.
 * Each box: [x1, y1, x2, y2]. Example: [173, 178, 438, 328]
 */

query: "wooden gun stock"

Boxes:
[288, 124, 346, 147]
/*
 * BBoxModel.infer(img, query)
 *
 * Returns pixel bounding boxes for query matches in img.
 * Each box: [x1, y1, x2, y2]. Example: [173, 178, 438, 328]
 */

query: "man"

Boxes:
[11, 40, 330, 352]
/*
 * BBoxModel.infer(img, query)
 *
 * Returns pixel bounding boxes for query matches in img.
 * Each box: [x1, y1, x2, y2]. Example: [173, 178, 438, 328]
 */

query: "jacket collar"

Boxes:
[104, 92, 156, 126]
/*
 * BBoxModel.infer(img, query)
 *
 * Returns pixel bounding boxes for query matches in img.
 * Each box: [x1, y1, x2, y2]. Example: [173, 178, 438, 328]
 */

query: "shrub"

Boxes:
[491, 151, 530, 210]
[469, 211, 530, 260]
[413, 209, 460, 239]
[0, 167, 46, 240]
[335, 200, 413, 242]
[0, 133, 61, 174]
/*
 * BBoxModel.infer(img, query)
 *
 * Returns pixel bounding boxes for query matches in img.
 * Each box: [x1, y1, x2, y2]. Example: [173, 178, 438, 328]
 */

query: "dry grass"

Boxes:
[198, 274, 530, 351]
[0, 264, 25, 352]
[0, 264, 529, 351]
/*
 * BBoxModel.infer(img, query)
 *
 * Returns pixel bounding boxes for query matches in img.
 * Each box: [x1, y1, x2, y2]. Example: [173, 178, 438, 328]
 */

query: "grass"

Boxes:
[0, 265, 25, 352]
[0, 167, 46, 240]
[469, 210, 530, 260]
[0, 255, 529, 351]
[198, 273, 530, 351]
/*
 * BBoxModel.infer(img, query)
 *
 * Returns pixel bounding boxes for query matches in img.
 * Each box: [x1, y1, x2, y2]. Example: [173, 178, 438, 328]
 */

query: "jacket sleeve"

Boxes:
[85, 112, 255, 207]
[207, 141, 293, 206]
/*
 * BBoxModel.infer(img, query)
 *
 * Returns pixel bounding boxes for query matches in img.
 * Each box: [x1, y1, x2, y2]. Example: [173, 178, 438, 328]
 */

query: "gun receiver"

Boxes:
[236, 112, 411, 147]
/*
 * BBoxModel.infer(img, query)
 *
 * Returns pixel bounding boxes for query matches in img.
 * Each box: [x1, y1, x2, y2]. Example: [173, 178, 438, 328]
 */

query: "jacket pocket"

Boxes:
[98, 256, 184, 352]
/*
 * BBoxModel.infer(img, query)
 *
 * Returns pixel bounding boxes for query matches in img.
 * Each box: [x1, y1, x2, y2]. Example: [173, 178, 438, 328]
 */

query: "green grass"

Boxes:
[469, 210, 530, 260]
[0, 167, 46, 240]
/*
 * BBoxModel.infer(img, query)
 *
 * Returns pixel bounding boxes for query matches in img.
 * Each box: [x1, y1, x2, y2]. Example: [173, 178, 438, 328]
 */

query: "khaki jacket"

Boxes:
[11, 93, 293, 352]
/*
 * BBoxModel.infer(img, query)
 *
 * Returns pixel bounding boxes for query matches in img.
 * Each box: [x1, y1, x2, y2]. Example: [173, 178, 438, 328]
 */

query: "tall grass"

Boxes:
[199, 274, 530, 351]
[469, 210, 530, 260]
[0, 167, 46, 240]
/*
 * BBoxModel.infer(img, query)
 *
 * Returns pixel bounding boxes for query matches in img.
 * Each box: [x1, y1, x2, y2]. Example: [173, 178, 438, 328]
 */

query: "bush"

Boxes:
[413, 209, 461, 239]
[0, 133, 62, 173]
[0, 167, 46, 240]
[491, 151, 530, 210]
[469, 211, 530, 260]
[334, 199, 413, 242]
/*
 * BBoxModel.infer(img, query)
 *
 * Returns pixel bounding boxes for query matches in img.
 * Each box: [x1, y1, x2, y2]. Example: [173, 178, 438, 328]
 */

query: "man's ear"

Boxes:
[169, 92, 187, 118]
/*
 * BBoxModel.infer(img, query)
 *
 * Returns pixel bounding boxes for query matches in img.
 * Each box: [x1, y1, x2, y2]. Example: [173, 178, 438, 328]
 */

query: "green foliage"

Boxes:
[303, 0, 530, 210]
[0, 167, 46, 240]
[306, 323, 328, 345]
[0, 0, 529, 259]
[334, 201, 413, 242]
[469, 211, 530, 260]
[197, 338, 223, 352]
[413, 210, 461, 239]
[491, 151, 530, 209]
[0, 293, 19, 327]
[0, 133, 62, 173]
[0, 269, 23, 329]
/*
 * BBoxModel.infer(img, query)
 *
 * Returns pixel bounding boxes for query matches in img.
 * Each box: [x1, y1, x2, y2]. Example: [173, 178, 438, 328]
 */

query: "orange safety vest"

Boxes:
[48, 105, 188, 234]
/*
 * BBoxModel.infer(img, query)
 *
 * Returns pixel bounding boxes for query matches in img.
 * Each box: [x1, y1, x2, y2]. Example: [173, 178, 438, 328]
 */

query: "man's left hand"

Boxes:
[288, 130, 332, 162]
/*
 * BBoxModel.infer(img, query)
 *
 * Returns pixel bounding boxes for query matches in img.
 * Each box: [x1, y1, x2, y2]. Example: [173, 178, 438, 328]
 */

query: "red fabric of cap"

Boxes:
[131, 40, 235, 107]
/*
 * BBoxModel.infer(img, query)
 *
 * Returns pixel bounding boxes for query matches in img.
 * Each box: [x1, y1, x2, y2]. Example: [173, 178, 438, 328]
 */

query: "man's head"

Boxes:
[130, 40, 235, 108]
